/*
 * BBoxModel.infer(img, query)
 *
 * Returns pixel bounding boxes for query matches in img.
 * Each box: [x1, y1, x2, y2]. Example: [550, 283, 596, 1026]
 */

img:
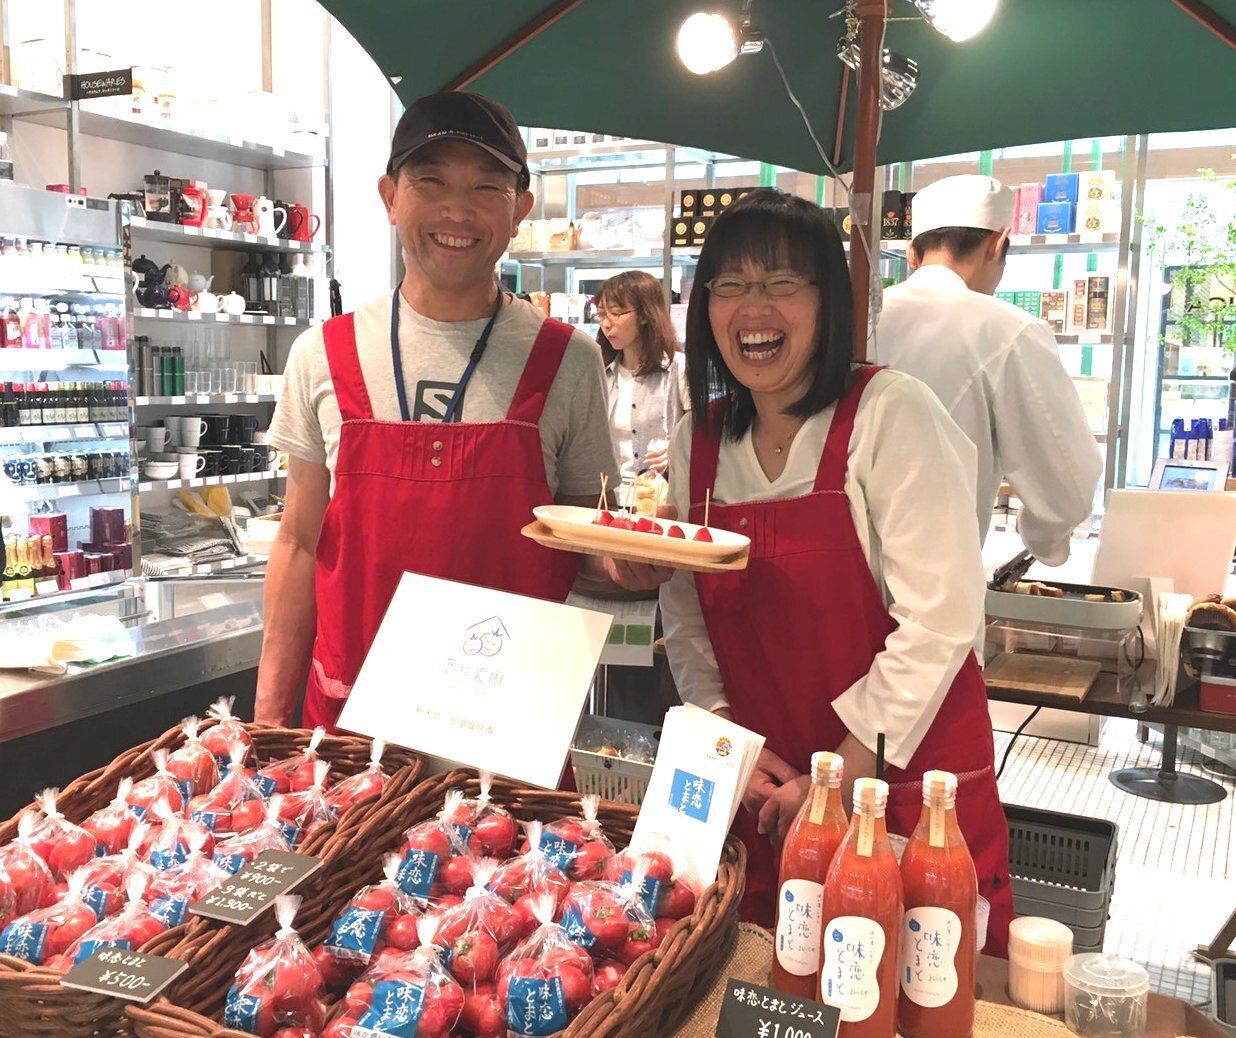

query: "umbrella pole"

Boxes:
[849, 0, 888, 363]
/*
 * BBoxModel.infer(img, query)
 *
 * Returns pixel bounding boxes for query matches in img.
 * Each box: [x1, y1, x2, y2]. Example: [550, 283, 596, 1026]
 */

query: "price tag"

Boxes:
[716, 978, 840, 1038]
[157, 310, 172, 319]
[74, 425, 95, 438]
[223, 474, 237, 484]
[224, 394, 238, 404]
[60, 949, 188, 1005]
[1080, 232, 1104, 244]
[187, 312, 202, 321]
[189, 477, 205, 487]
[1045, 234, 1068, 246]
[1010, 234, 1030, 247]
[106, 570, 127, 584]
[183, 225, 200, 236]
[191, 850, 322, 925]
[36, 579, 60, 596]
[70, 576, 92, 591]
[214, 313, 229, 322]
[59, 485, 81, 497]
[243, 233, 257, 243]
[171, 396, 186, 405]
[6, 588, 33, 602]
[1079, 332, 1103, 345]
[88, 572, 109, 588]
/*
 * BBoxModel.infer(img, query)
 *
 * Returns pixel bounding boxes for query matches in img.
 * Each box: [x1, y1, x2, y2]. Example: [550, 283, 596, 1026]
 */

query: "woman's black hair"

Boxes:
[684, 188, 853, 441]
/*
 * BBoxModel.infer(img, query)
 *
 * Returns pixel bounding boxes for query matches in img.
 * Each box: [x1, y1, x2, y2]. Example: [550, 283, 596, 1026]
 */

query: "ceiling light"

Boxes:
[676, 9, 765, 75]
[836, 40, 920, 111]
[913, 0, 998, 42]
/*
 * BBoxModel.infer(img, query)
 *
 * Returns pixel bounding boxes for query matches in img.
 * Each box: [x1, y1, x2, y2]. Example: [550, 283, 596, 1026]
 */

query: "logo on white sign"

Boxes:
[463, 616, 509, 657]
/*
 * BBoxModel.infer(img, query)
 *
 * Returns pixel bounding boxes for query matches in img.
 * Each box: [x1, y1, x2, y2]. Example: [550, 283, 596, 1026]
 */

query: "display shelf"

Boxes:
[27, 107, 323, 171]
[12, 477, 130, 501]
[0, 422, 128, 444]
[1006, 232, 1121, 254]
[0, 574, 132, 616]
[0, 348, 128, 370]
[509, 248, 699, 268]
[1056, 333, 1115, 345]
[139, 470, 286, 492]
[185, 553, 267, 575]
[135, 393, 276, 406]
[1162, 374, 1229, 382]
[129, 217, 329, 255]
[134, 307, 311, 326]
[0, 273, 125, 297]
[0, 84, 67, 118]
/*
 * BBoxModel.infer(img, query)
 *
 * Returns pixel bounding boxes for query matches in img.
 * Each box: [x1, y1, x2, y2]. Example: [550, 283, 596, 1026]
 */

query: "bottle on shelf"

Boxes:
[1, 538, 16, 600]
[820, 777, 903, 1038]
[15, 383, 30, 426]
[240, 253, 262, 311]
[13, 537, 34, 595]
[39, 535, 56, 587]
[1, 383, 16, 427]
[773, 751, 848, 997]
[897, 771, 977, 1038]
[2, 299, 21, 348]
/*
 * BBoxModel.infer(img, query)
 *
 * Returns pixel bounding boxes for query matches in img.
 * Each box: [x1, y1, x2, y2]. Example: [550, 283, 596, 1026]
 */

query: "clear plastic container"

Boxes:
[1063, 953, 1149, 1037]
[1007, 916, 1074, 1013]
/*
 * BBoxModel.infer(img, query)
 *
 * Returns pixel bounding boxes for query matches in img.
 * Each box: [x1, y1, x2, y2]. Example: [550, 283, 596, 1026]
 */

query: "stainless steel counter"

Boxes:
[0, 576, 264, 744]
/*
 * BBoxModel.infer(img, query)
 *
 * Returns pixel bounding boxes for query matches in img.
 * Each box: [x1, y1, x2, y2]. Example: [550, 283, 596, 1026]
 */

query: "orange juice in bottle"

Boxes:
[898, 770, 977, 1038]
[820, 777, 902, 1038]
[772, 751, 848, 997]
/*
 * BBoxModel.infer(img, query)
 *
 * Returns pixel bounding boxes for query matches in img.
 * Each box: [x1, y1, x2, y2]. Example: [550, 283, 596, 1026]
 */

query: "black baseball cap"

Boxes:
[387, 91, 530, 189]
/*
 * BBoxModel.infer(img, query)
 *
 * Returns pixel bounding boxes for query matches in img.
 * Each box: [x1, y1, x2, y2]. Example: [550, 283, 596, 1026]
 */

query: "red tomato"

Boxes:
[256, 765, 294, 797]
[81, 808, 135, 858]
[438, 855, 473, 897]
[460, 984, 505, 1038]
[667, 524, 686, 538]
[554, 962, 592, 1011]
[45, 903, 99, 957]
[449, 931, 499, 983]
[617, 922, 658, 966]
[126, 775, 185, 821]
[549, 821, 586, 847]
[343, 978, 374, 1015]
[511, 894, 543, 941]
[0, 848, 54, 914]
[571, 840, 611, 881]
[601, 853, 631, 884]
[289, 758, 323, 794]
[385, 914, 420, 952]
[657, 880, 696, 920]
[200, 724, 253, 765]
[27, 823, 96, 882]
[693, 527, 713, 542]
[313, 944, 354, 991]
[435, 893, 463, 911]
[640, 852, 674, 884]
[352, 887, 398, 914]
[322, 1016, 359, 1038]
[591, 959, 628, 997]
[469, 813, 517, 859]
[653, 917, 676, 947]
[325, 769, 385, 813]
[405, 825, 451, 859]
[166, 744, 218, 798]
[230, 799, 267, 834]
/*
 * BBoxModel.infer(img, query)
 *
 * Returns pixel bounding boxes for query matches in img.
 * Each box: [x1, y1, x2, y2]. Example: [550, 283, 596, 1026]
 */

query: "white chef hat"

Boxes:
[911, 175, 1015, 239]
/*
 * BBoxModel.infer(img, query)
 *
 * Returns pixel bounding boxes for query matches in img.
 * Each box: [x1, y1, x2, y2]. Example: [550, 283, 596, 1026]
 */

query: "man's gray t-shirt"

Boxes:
[269, 292, 620, 497]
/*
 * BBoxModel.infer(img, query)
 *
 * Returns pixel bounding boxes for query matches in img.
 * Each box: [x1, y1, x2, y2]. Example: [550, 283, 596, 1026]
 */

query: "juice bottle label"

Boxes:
[820, 915, 885, 1022]
[900, 906, 962, 1007]
[774, 879, 824, 976]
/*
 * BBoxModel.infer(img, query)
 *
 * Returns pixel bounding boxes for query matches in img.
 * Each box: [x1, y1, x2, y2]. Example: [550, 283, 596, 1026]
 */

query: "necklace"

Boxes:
[755, 419, 798, 458]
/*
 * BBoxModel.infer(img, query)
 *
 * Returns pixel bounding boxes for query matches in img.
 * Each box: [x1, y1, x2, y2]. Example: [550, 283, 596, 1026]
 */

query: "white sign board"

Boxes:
[337, 573, 613, 789]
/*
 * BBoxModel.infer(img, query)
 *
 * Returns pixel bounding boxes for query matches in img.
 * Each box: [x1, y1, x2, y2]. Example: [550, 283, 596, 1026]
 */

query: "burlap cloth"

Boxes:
[671, 925, 1211, 1038]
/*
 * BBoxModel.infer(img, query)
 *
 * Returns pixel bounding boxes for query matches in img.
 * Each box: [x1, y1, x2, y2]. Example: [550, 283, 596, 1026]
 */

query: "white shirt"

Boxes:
[609, 365, 638, 479]
[659, 369, 984, 770]
[875, 265, 1102, 566]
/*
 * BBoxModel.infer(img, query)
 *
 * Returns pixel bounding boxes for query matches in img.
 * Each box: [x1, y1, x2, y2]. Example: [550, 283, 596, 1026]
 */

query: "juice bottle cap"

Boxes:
[810, 751, 844, 786]
[922, 769, 957, 802]
[852, 777, 888, 813]
[1008, 916, 1074, 969]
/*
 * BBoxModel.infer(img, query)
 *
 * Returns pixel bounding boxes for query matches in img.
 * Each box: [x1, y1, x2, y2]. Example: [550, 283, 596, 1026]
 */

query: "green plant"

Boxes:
[1144, 166, 1236, 352]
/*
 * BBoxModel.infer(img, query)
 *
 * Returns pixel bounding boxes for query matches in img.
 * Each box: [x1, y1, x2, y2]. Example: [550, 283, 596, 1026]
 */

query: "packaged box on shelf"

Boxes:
[530, 128, 552, 150]
[1087, 274, 1112, 331]
[1077, 199, 1121, 235]
[670, 217, 691, 248]
[1014, 184, 1042, 235]
[1069, 278, 1090, 333]
[688, 216, 714, 247]
[1044, 172, 1080, 205]
[1036, 201, 1075, 235]
[698, 189, 721, 216]
[902, 191, 915, 239]
[881, 190, 903, 239]
[678, 189, 698, 217]
[1080, 169, 1117, 202]
[1040, 290, 1067, 333]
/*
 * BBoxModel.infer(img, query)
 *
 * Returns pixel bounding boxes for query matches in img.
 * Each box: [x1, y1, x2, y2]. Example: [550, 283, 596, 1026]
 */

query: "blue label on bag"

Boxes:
[83, 885, 113, 920]
[537, 833, 579, 872]
[669, 769, 715, 823]
[251, 774, 278, 799]
[149, 896, 188, 927]
[213, 852, 249, 875]
[560, 904, 597, 949]
[507, 976, 569, 1035]
[224, 987, 262, 1033]
[396, 848, 440, 899]
[0, 921, 49, 964]
[73, 937, 131, 966]
[128, 804, 147, 820]
[190, 809, 223, 833]
[325, 906, 386, 961]
[276, 820, 302, 848]
[622, 870, 665, 917]
[451, 823, 474, 848]
[176, 779, 194, 804]
[150, 844, 189, 871]
[356, 979, 426, 1036]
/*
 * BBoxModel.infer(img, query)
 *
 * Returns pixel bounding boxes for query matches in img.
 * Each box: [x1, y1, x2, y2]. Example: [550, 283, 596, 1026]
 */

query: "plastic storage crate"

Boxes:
[571, 715, 660, 804]
[1005, 804, 1118, 950]
[1213, 957, 1236, 1038]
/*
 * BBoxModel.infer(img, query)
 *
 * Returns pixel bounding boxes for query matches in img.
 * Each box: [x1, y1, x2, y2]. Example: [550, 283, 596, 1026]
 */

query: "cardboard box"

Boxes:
[1087, 274, 1112, 331]
[1015, 184, 1042, 235]
[1069, 278, 1090, 333]
[1036, 201, 1075, 235]
[688, 216, 713, 247]
[881, 190, 902, 240]
[902, 192, 915, 239]
[1040, 290, 1067, 333]
[1077, 199, 1121, 235]
[1044, 172, 1080, 205]
[1080, 169, 1117, 202]
[679, 189, 698, 217]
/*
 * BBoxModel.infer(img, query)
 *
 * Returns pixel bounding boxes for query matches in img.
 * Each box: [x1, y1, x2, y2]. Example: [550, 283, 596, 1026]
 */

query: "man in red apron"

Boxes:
[688, 367, 1015, 957]
[255, 92, 620, 729]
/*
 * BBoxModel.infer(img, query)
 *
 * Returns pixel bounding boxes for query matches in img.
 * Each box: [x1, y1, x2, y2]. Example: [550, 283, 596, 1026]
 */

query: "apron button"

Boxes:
[431, 456, 442, 467]
[432, 440, 444, 451]
[739, 518, 749, 530]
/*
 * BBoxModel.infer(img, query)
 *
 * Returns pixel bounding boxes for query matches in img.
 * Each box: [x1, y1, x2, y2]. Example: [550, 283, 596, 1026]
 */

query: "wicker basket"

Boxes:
[128, 770, 746, 1038]
[0, 722, 421, 1038]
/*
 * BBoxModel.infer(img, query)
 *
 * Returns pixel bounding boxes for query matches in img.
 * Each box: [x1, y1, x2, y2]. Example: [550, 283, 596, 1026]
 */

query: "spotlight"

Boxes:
[836, 39, 920, 111]
[676, 7, 764, 75]
[913, 0, 998, 42]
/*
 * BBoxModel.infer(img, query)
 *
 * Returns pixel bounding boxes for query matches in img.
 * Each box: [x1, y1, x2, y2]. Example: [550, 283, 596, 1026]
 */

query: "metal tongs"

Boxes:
[991, 548, 1036, 590]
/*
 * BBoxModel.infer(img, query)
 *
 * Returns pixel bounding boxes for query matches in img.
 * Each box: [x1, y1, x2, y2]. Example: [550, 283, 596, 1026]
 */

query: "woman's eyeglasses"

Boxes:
[706, 275, 817, 298]
[595, 307, 634, 321]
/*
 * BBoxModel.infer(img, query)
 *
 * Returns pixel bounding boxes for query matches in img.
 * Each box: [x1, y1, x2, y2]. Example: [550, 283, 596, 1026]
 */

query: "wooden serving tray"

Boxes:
[521, 520, 749, 573]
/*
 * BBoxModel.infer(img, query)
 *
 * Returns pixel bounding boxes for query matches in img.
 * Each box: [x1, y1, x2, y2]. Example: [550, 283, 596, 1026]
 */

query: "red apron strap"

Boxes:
[506, 318, 574, 424]
[689, 401, 726, 511]
[322, 313, 374, 422]
[813, 365, 883, 493]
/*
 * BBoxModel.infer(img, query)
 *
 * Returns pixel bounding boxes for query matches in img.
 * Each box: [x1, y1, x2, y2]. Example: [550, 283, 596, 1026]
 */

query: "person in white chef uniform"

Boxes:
[876, 175, 1102, 566]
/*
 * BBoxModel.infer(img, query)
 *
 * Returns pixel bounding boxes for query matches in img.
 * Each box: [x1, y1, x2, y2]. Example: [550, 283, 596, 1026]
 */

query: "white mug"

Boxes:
[145, 426, 168, 451]
[177, 451, 206, 479]
[163, 420, 182, 448]
[178, 416, 208, 448]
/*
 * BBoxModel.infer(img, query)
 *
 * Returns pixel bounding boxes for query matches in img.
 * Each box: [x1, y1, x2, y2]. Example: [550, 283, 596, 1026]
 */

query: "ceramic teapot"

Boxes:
[167, 284, 193, 311]
[131, 255, 172, 308]
[196, 290, 220, 314]
[188, 272, 214, 293]
[222, 291, 247, 316]
[255, 196, 286, 240]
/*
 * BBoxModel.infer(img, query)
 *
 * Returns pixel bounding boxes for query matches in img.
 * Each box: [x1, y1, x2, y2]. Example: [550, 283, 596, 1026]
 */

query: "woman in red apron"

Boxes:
[661, 190, 1014, 956]
[303, 287, 580, 731]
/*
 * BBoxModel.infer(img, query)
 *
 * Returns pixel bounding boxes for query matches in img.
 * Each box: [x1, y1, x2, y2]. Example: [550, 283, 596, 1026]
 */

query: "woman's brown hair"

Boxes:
[595, 271, 680, 377]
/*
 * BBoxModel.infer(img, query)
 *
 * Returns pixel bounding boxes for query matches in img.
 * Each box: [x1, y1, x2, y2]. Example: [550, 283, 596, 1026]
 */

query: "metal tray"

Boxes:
[985, 580, 1142, 631]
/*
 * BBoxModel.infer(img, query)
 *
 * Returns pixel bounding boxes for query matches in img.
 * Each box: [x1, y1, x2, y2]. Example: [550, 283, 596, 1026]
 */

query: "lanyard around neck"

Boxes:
[390, 284, 503, 423]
